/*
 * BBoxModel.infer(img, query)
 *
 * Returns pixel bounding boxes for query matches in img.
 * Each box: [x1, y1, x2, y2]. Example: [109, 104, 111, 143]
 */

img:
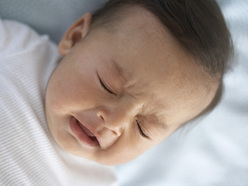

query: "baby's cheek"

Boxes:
[46, 80, 74, 115]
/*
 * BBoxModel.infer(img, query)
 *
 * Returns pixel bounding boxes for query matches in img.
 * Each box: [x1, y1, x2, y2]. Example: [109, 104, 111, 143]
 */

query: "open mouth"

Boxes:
[70, 116, 100, 147]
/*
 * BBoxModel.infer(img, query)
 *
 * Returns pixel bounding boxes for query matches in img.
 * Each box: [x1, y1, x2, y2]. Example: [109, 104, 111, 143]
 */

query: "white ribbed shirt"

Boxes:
[0, 18, 117, 186]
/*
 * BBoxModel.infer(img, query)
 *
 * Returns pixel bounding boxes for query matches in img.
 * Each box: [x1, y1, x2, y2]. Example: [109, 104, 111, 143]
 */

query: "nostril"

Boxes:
[112, 130, 118, 136]
[96, 110, 122, 136]
[97, 112, 104, 121]
[112, 128, 122, 137]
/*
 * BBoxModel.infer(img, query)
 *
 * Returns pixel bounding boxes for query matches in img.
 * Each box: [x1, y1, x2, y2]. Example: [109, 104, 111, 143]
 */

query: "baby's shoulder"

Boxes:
[0, 18, 50, 58]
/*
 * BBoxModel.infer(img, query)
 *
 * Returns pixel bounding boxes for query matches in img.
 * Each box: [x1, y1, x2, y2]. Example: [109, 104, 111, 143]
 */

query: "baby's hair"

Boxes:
[91, 0, 233, 80]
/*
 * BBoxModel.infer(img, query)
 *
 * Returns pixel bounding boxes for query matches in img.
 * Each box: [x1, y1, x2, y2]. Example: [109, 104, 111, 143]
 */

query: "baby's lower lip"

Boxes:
[69, 117, 99, 148]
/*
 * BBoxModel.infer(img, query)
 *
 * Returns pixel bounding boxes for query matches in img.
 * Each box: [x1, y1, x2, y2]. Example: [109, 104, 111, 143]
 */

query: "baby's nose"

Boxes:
[96, 107, 133, 136]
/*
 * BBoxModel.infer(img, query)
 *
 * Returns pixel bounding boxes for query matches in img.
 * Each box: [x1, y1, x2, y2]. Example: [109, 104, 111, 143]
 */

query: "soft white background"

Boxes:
[0, 0, 247, 185]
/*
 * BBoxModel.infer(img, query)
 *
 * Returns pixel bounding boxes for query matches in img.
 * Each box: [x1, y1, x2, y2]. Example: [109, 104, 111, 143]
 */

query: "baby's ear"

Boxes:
[58, 13, 92, 56]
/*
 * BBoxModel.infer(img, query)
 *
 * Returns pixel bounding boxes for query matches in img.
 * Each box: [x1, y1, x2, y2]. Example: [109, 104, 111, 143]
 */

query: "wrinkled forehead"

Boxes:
[115, 50, 217, 129]
[130, 68, 216, 127]
[111, 51, 218, 129]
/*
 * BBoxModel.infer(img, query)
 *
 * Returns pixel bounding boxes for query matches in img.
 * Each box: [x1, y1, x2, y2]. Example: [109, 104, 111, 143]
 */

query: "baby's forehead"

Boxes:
[120, 59, 218, 127]
[96, 5, 168, 39]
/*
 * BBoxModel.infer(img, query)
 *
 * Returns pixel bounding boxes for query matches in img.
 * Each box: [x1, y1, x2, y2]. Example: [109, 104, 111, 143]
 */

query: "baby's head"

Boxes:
[45, 0, 233, 165]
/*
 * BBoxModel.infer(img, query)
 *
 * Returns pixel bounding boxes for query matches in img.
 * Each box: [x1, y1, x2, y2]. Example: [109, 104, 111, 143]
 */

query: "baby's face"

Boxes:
[45, 10, 218, 165]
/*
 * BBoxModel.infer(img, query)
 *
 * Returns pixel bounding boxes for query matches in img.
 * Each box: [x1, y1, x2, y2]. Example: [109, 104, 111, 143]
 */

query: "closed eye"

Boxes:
[98, 75, 115, 95]
[136, 119, 149, 139]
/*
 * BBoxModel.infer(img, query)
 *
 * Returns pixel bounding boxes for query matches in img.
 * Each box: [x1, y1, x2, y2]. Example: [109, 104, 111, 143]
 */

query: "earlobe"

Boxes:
[58, 13, 92, 56]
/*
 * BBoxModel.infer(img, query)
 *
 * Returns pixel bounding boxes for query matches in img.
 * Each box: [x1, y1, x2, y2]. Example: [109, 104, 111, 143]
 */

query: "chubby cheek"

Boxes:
[97, 143, 143, 165]
[96, 134, 155, 165]
[46, 62, 98, 115]
[101, 130, 176, 165]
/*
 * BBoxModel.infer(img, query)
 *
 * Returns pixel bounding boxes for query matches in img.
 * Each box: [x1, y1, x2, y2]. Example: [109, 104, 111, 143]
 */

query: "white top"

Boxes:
[0, 18, 117, 186]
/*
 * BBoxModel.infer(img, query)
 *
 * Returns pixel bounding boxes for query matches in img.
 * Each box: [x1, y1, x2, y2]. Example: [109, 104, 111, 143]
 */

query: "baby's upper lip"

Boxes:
[74, 116, 101, 145]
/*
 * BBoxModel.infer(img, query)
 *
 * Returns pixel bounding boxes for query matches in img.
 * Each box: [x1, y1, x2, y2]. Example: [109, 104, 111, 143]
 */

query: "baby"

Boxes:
[46, 0, 233, 165]
[0, 0, 233, 184]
